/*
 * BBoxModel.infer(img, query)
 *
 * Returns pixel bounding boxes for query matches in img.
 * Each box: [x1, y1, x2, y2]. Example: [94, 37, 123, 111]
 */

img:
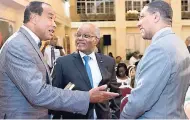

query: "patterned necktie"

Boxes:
[51, 46, 55, 67]
[83, 56, 93, 87]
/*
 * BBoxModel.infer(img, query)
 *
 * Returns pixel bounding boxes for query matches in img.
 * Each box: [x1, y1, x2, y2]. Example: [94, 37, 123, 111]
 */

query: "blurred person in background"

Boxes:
[116, 63, 130, 87]
[127, 65, 136, 88]
[108, 52, 114, 58]
[129, 51, 140, 65]
[41, 35, 65, 71]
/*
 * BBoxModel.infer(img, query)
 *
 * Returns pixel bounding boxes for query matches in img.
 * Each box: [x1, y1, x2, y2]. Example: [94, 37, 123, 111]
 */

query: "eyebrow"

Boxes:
[48, 12, 54, 16]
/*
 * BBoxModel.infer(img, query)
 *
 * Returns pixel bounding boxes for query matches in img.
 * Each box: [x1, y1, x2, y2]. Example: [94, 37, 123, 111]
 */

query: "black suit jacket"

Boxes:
[51, 52, 118, 119]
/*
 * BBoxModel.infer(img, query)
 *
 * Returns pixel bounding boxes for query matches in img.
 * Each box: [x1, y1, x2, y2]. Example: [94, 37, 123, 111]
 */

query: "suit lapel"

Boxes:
[152, 28, 174, 43]
[19, 27, 51, 84]
[72, 53, 92, 89]
[95, 53, 107, 84]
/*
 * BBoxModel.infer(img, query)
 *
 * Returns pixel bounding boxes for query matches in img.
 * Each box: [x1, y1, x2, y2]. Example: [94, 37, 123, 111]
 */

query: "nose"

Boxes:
[52, 20, 57, 29]
[137, 21, 140, 28]
[137, 20, 141, 28]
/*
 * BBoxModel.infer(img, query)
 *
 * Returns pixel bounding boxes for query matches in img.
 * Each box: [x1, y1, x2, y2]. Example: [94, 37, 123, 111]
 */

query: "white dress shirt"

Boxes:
[79, 51, 102, 88]
[79, 51, 102, 119]
[21, 25, 40, 45]
[129, 56, 139, 65]
[44, 45, 61, 68]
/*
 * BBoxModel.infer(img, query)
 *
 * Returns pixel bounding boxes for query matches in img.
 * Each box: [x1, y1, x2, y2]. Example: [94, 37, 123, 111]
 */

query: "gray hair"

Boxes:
[78, 23, 100, 39]
[94, 26, 100, 39]
[146, 0, 173, 25]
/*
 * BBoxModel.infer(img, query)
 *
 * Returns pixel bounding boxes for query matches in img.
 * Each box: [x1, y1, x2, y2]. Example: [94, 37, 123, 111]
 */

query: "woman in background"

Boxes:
[116, 63, 130, 87]
[127, 65, 136, 88]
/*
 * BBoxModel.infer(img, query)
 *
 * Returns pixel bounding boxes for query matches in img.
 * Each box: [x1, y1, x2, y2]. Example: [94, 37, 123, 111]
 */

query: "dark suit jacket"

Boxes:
[187, 46, 190, 53]
[51, 52, 118, 119]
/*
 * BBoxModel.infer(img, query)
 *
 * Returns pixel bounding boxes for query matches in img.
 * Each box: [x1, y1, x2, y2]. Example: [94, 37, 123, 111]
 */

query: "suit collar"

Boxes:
[19, 27, 51, 84]
[79, 51, 96, 61]
[72, 52, 108, 88]
[21, 25, 40, 45]
[72, 52, 92, 89]
[95, 53, 107, 84]
[152, 27, 174, 43]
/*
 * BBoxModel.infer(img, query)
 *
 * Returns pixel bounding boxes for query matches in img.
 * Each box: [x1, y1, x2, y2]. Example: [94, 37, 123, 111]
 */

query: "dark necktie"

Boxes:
[51, 46, 55, 67]
[83, 56, 93, 87]
[38, 41, 42, 48]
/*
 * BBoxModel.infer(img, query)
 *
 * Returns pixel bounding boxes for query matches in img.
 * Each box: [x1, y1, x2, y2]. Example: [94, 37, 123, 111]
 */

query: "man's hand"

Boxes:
[89, 85, 119, 103]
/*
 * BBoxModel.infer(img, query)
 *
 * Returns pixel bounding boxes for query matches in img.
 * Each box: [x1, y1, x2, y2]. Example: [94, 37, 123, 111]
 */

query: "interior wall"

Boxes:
[100, 28, 116, 57]
[126, 27, 151, 54]
[181, 26, 190, 41]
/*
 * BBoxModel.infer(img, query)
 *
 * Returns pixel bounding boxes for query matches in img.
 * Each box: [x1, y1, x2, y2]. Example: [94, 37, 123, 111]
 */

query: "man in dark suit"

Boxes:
[0, 2, 119, 119]
[51, 23, 118, 119]
[185, 36, 190, 53]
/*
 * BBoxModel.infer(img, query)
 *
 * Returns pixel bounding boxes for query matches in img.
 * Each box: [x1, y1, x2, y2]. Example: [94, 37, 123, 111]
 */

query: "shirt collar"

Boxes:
[152, 27, 172, 43]
[21, 25, 41, 45]
[79, 51, 96, 60]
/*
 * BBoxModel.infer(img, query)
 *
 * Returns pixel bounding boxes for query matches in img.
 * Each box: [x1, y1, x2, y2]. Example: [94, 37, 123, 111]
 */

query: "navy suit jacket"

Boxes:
[51, 52, 118, 119]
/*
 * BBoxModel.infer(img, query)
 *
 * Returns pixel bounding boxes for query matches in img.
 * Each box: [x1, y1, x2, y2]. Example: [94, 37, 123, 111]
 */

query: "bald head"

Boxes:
[78, 23, 100, 39]
[75, 23, 100, 55]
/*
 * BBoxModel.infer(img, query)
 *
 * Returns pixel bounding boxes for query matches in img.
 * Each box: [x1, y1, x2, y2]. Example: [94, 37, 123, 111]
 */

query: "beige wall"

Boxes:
[1, 0, 190, 57]
[182, 26, 190, 41]
[0, 0, 71, 53]
[70, 0, 190, 60]
[100, 28, 116, 56]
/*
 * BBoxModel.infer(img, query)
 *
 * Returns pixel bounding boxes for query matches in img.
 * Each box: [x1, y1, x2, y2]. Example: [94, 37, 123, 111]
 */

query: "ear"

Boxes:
[154, 12, 160, 23]
[94, 38, 99, 46]
[30, 13, 38, 25]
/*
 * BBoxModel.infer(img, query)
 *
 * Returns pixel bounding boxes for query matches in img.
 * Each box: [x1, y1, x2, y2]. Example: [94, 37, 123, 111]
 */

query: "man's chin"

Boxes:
[77, 47, 85, 51]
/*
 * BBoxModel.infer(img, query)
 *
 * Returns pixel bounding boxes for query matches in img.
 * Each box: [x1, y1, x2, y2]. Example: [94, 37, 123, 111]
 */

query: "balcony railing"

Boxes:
[182, 11, 190, 20]
[79, 14, 115, 22]
[126, 10, 139, 21]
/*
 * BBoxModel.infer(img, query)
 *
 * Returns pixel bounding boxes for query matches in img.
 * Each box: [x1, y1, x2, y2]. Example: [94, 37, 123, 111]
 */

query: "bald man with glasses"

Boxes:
[51, 23, 119, 119]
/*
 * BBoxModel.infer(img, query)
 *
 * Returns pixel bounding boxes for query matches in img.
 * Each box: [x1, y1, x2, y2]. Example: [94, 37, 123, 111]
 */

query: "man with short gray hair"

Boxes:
[121, 1, 190, 119]
[51, 23, 118, 119]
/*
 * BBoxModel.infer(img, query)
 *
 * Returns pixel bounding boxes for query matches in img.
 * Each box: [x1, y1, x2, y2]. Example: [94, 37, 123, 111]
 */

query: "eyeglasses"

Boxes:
[74, 33, 97, 39]
[138, 12, 155, 20]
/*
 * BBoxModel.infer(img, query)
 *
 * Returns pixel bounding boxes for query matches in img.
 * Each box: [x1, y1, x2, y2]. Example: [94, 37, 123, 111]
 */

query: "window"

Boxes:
[181, 0, 190, 19]
[76, 0, 115, 14]
[77, 1, 86, 14]
[105, 0, 114, 14]
[125, 0, 152, 21]
[181, 0, 189, 11]
[87, 2, 95, 13]
[125, 0, 151, 13]
[126, 1, 132, 12]
[96, 1, 104, 13]
[133, 1, 141, 12]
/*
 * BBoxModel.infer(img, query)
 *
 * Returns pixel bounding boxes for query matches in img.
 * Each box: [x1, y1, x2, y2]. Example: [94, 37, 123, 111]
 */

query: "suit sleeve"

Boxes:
[108, 58, 119, 92]
[120, 45, 171, 118]
[5, 42, 89, 115]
